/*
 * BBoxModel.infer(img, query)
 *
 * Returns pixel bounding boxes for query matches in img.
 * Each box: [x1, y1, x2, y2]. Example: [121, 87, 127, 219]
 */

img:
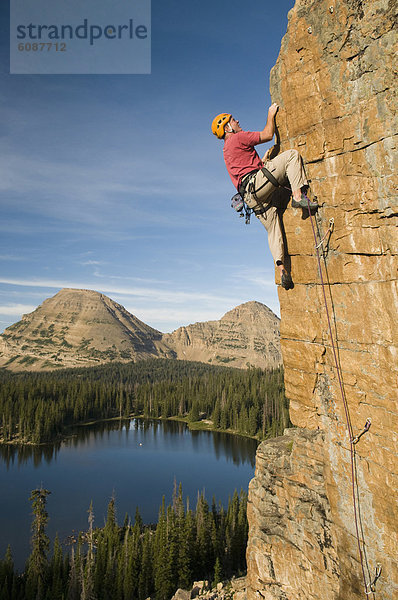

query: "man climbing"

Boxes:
[211, 103, 318, 289]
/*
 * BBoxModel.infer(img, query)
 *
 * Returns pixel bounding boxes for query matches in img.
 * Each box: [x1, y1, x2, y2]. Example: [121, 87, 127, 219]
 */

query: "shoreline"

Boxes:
[0, 413, 262, 447]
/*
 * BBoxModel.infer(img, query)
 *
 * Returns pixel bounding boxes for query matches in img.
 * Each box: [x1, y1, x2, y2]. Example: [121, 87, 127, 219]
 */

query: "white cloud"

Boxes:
[0, 148, 223, 210]
[233, 273, 276, 288]
[80, 260, 108, 266]
[91, 271, 170, 285]
[0, 254, 27, 261]
[123, 306, 225, 332]
[0, 276, 277, 332]
[0, 303, 36, 316]
[0, 276, 231, 305]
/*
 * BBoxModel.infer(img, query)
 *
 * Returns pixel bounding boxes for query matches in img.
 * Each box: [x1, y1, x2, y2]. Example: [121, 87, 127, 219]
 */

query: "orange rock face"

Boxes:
[246, 1, 397, 598]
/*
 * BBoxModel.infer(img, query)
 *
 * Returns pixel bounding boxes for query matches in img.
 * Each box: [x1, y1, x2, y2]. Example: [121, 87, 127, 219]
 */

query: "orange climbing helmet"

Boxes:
[211, 113, 231, 139]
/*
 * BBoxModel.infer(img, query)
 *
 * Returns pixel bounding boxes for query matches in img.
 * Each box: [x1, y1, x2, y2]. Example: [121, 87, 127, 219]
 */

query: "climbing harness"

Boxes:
[306, 198, 381, 599]
[254, 166, 281, 193]
[230, 170, 259, 224]
[250, 166, 291, 201]
[231, 166, 291, 224]
[351, 418, 372, 445]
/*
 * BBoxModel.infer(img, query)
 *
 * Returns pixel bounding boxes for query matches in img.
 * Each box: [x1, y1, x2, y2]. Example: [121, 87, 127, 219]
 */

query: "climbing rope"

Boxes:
[305, 199, 380, 599]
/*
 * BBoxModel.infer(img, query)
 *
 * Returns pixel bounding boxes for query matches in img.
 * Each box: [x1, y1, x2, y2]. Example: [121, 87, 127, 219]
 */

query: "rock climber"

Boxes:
[211, 103, 318, 289]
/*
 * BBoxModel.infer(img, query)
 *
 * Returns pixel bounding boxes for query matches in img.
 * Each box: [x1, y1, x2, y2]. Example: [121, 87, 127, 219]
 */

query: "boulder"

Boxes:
[171, 590, 191, 600]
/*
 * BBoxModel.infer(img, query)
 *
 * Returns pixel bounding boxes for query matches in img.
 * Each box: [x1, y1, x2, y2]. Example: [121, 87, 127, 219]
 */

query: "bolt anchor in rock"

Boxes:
[351, 418, 371, 445]
[365, 564, 382, 594]
[315, 218, 334, 250]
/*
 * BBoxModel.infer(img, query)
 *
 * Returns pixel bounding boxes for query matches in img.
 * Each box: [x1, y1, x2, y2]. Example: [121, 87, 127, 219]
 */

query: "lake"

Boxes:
[0, 418, 258, 569]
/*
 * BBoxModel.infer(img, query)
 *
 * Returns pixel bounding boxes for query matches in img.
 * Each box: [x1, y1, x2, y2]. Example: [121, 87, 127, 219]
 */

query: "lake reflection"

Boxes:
[0, 418, 257, 569]
[0, 419, 256, 469]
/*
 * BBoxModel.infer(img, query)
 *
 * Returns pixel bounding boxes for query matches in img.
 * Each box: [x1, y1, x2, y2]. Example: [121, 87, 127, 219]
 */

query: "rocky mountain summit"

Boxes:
[246, 1, 397, 599]
[0, 288, 174, 371]
[0, 289, 281, 371]
[164, 301, 281, 369]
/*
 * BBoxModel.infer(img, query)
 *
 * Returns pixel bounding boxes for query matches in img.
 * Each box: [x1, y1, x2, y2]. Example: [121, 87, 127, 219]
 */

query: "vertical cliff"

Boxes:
[246, 1, 397, 599]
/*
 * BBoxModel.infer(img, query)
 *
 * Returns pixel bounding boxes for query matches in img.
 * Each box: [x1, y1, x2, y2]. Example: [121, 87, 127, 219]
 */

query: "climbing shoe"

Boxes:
[291, 193, 318, 210]
[281, 271, 294, 290]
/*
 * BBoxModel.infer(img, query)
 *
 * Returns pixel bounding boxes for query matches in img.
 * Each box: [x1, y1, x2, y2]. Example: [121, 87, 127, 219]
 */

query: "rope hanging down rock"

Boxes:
[305, 198, 381, 599]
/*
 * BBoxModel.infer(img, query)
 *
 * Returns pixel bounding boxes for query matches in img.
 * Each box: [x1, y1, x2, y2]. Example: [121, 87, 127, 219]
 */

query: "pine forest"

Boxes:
[0, 484, 248, 600]
[0, 360, 289, 445]
[0, 359, 290, 599]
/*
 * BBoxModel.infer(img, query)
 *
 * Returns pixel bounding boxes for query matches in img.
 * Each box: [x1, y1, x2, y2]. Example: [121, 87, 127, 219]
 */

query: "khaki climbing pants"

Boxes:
[244, 149, 308, 265]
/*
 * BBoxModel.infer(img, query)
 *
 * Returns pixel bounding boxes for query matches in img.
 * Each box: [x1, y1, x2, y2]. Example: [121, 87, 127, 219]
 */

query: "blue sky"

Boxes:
[0, 0, 295, 333]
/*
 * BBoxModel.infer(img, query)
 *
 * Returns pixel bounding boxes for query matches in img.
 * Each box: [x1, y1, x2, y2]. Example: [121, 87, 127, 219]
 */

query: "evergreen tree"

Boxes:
[188, 401, 199, 423]
[81, 502, 96, 600]
[213, 556, 222, 586]
[0, 546, 14, 600]
[153, 498, 174, 600]
[26, 488, 51, 600]
[212, 400, 221, 429]
[138, 529, 152, 600]
[195, 492, 212, 577]
[49, 534, 64, 600]
[67, 546, 80, 600]
[118, 528, 133, 600]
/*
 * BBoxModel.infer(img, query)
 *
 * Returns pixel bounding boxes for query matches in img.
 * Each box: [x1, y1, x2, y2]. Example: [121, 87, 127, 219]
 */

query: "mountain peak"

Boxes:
[164, 300, 281, 369]
[0, 288, 172, 371]
[0, 291, 281, 371]
[221, 301, 280, 322]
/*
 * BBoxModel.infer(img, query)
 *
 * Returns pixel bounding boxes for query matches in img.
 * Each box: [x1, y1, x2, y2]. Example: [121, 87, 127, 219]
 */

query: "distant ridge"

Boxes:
[164, 300, 281, 369]
[0, 289, 281, 371]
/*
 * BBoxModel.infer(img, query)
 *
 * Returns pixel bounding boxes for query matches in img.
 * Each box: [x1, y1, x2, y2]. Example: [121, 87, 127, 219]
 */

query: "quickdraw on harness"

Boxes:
[230, 166, 289, 224]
